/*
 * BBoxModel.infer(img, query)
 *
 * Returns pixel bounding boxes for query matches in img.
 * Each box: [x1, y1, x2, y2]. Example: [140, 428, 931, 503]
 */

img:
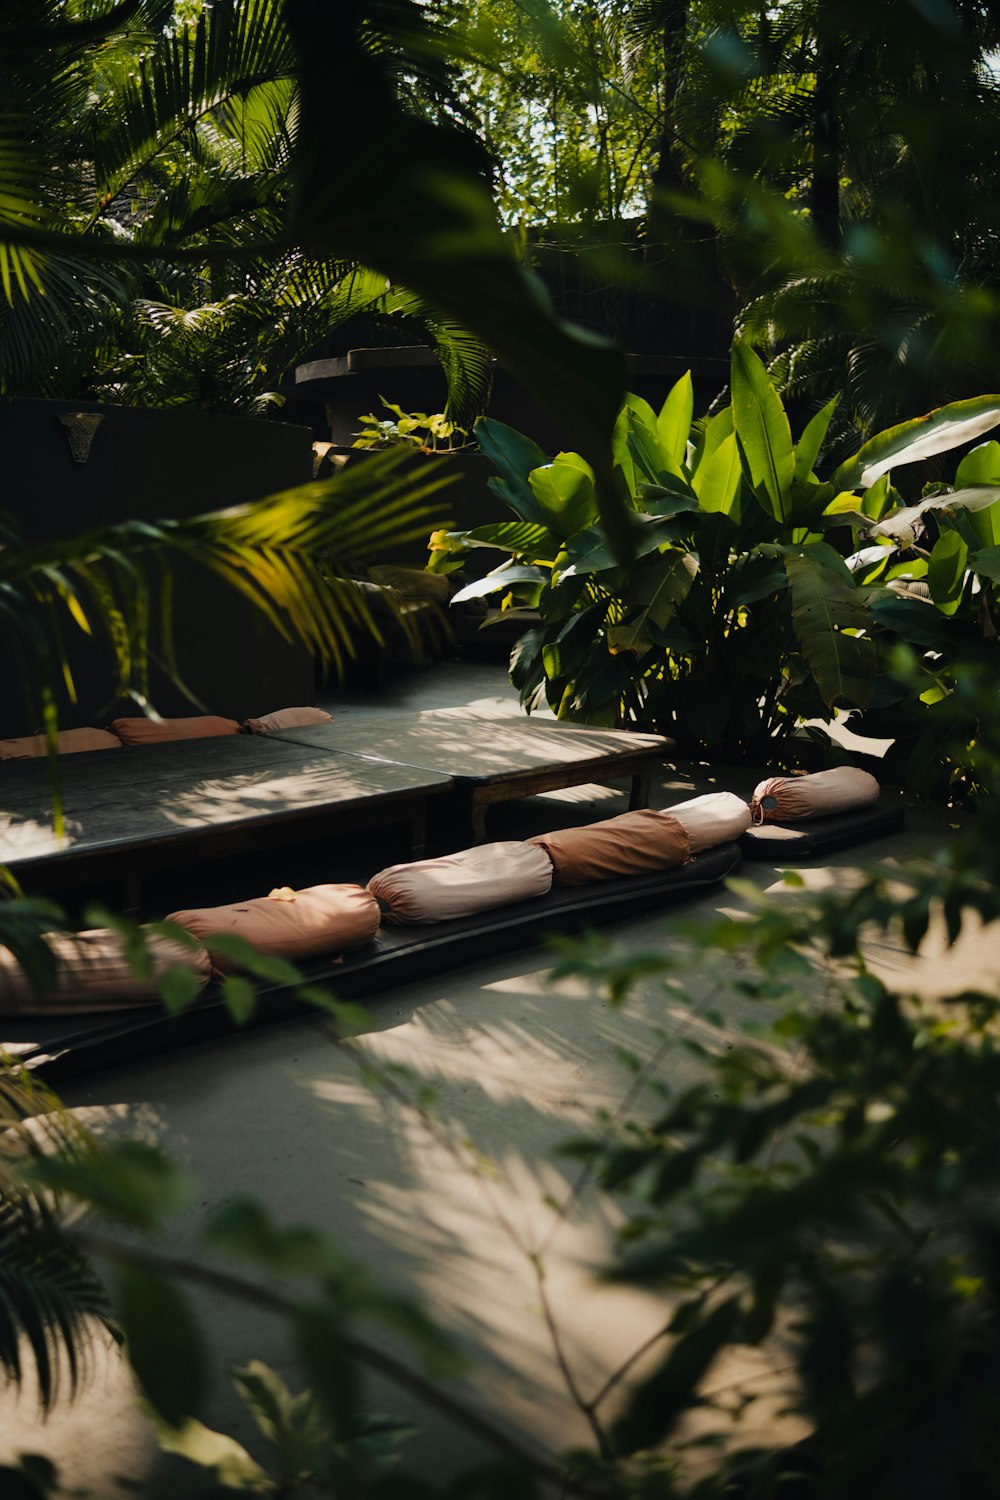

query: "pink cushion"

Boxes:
[529, 810, 690, 886]
[110, 715, 240, 745]
[666, 792, 751, 852]
[167, 884, 380, 971]
[243, 707, 333, 734]
[0, 729, 122, 759]
[749, 767, 880, 823]
[0, 929, 211, 1014]
[369, 842, 553, 924]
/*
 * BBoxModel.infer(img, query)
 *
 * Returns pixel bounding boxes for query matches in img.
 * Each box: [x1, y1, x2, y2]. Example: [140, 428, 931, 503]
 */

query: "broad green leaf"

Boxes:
[955, 439, 1000, 487]
[606, 554, 697, 658]
[860, 475, 894, 521]
[116, 1266, 206, 1427]
[869, 593, 961, 650]
[693, 431, 741, 516]
[528, 458, 599, 537]
[832, 395, 1000, 490]
[793, 393, 839, 481]
[731, 340, 795, 522]
[692, 405, 734, 472]
[927, 531, 968, 614]
[158, 964, 205, 1016]
[614, 394, 677, 491]
[971, 545, 1000, 582]
[474, 419, 550, 525]
[784, 550, 876, 708]
[656, 372, 694, 468]
[954, 443, 1000, 547]
[560, 512, 691, 577]
[223, 974, 257, 1025]
[724, 554, 788, 607]
[627, 420, 677, 486]
[823, 491, 868, 517]
[450, 564, 548, 603]
[448, 520, 561, 560]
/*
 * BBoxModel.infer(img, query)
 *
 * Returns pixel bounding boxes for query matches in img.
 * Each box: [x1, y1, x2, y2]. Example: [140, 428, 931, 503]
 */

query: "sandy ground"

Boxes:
[0, 662, 992, 1496]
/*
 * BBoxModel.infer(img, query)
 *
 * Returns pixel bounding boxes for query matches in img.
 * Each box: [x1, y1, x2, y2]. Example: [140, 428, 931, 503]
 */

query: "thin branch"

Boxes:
[71, 1227, 610, 1500]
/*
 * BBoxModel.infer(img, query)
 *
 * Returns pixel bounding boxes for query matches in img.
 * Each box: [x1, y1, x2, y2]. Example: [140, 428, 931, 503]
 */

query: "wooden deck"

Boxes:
[270, 710, 674, 841]
[0, 736, 450, 910]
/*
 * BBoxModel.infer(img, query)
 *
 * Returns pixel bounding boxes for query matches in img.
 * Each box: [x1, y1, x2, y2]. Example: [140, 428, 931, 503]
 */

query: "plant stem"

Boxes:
[71, 1228, 610, 1500]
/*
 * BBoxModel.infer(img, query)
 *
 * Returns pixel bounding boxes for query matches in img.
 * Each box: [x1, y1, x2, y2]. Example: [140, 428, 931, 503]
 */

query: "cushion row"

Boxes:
[0, 706, 332, 758]
[0, 776, 886, 1010]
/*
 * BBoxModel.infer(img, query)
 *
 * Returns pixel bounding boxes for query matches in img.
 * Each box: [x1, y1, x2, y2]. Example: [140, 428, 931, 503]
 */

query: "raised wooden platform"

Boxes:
[271, 710, 673, 840]
[0, 737, 450, 911]
[0, 713, 674, 915]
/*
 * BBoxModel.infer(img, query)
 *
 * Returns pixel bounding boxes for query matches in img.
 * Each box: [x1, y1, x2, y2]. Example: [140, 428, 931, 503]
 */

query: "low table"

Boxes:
[0, 737, 450, 910]
[272, 710, 674, 841]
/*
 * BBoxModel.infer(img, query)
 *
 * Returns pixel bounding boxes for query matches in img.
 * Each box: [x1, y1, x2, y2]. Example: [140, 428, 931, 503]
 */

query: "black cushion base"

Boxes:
[4, 844, 742, 1084]
[740, 803, 905, 861]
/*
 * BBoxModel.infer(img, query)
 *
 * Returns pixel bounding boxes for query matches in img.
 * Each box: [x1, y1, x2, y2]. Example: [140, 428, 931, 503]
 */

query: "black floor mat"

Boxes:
[5, 844, 742, 1083]
[740, 803, 905, 860]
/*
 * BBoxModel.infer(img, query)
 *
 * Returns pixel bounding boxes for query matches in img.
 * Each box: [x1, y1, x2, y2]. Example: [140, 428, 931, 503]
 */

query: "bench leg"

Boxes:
[410, 804, 428, 861]
[469, 795, 490, 845]
[629, 766, 653, 811]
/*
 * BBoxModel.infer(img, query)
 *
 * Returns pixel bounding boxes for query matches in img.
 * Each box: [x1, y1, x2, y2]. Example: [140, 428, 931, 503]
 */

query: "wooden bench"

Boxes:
[0, 736, 451, 912]
[270, 710, 674, 842]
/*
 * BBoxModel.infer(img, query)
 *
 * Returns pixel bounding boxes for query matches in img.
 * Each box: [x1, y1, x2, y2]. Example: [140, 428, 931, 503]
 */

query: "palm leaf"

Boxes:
[0, 1065, 109, 1412]
[0, 448, 458, 719]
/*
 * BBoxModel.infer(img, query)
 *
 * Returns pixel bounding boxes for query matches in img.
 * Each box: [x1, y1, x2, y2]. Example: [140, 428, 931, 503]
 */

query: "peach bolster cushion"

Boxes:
[166, 884, 380, 970]
[368, 842, 553, 924]
[667, 792, 752, 852]
[0, 930, 212, 1014]
[243, 706, 333, 734]
[110, 715, 241, 745]
[0, 728, 122, 759]
[528, 809, 691, 886]
[749, 767, 880, 824]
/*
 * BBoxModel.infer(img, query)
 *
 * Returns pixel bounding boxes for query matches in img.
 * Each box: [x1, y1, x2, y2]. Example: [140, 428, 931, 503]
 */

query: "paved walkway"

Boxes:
[0, 663, 987, 1495]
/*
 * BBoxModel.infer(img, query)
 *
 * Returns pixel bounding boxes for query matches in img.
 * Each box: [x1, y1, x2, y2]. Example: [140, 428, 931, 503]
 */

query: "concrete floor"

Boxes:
[0, 662, 992, 1496]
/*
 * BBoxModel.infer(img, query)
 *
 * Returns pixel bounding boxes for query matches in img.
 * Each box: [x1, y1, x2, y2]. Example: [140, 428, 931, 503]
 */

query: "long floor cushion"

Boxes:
[740, 803, 905, 860]
[4, 844, 742, 1082]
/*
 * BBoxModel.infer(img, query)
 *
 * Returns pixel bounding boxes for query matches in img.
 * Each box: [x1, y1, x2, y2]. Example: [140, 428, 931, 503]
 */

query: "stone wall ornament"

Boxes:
[59, 411, 104, 464]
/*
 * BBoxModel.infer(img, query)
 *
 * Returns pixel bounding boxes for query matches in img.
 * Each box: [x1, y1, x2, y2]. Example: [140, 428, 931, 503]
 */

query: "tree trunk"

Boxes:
[650, 0, 690, 200]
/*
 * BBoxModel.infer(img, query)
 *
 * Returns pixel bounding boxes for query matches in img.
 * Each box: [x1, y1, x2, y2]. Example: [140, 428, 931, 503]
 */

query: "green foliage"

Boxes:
[0, 1068, 110, 1413]
[0, 447, 456, 761]
[353, 399, 473, 453]
[440, 350, 1000, 776]
[0, 0, 627, 488]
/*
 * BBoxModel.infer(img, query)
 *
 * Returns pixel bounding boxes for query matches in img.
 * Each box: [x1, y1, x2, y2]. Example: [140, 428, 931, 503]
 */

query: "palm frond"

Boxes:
[0, 1064, 109, 1413]
[92, 0, 296, 208]
[0, 448, 458, 718]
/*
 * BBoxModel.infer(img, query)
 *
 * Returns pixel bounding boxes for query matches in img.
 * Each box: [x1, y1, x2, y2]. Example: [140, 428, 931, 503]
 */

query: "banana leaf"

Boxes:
[832, 396, 1000, 491]
[783, 549, 877, 708]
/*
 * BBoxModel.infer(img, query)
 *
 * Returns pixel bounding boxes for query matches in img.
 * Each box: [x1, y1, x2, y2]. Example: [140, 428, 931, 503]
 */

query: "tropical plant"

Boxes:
[352, 399, 474, 453]
[0, 1062, 109, 1414]
[430, 343, 1000, 769]
[0, 0, 626, 490]
[832, 435, 1000, 801]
